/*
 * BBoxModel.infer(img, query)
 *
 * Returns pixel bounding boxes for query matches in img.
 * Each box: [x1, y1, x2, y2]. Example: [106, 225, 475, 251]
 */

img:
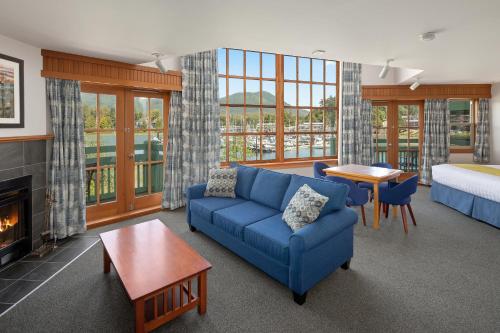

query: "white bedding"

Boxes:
[432, 164, 500, 203]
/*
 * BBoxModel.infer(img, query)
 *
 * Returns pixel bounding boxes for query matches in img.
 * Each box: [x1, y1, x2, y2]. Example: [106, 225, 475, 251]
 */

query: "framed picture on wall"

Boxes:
[0, 53, 24, 128]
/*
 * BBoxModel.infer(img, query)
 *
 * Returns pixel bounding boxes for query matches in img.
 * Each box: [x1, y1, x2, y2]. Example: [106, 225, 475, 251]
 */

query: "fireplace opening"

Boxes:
[0, 176, 32, 266]
[0, 200, 22, 249]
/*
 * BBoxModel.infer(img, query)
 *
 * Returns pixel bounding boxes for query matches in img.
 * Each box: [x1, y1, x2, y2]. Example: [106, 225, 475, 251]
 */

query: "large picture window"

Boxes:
[217, 48, 338, 164]
[449, 99, 474, 149]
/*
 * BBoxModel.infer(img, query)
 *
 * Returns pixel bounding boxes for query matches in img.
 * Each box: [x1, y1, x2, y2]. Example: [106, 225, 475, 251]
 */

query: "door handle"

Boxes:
[128, 153, 134, 160]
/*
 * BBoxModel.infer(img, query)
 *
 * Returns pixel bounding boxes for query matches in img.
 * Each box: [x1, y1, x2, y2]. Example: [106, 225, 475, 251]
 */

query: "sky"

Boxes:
[217, 48, 336, 107]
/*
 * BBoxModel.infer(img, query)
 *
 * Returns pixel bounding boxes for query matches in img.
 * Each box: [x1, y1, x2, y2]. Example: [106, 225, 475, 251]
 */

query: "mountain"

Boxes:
[220, 91, 277, 106]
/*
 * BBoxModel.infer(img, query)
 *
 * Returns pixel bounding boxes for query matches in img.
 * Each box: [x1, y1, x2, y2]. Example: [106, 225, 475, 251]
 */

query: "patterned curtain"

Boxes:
[46, 78, 86, 239]
[341, 62, 372, 165]
[162, 92, 183, 208]
[162, 50, 220, 209]
[341, 62, 362, 164]
[421, 99, 450, 185]
[473, 99, 490, 163]
[360, 99, 374, 165]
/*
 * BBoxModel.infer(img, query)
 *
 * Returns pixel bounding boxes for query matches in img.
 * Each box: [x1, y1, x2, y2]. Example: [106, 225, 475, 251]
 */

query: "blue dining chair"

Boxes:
[313, 161, 330, 179]
[325, 175, 369, 226]
[379, 175, 418, 233]
[359, 162, 393, 201]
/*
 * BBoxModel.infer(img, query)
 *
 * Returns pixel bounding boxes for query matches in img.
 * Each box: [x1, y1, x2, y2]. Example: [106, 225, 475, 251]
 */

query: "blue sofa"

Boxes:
[186, 165, 357, 304]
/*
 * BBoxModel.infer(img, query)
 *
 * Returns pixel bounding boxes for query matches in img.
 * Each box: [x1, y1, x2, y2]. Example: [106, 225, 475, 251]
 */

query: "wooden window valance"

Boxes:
[362, 84, 491, 101]
[41, 50, 182, 92]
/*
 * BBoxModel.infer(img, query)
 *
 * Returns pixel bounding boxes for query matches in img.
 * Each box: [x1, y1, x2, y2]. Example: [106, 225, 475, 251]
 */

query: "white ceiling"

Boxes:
[0, 0, 499, 84]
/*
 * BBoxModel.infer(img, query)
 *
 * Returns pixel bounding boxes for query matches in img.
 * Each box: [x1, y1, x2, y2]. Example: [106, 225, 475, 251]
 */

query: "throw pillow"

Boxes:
[283, 184, 329, 232]
[204, 168, 237, 198]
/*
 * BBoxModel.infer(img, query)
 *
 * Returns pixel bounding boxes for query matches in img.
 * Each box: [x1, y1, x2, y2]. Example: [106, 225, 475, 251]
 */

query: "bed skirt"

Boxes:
[430, 181, 500, 228]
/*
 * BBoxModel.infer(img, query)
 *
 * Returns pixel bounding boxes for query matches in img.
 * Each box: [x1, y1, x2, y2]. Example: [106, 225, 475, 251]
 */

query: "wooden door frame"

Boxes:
[81, 83, 126, 222]
[125, 90, 170, 212]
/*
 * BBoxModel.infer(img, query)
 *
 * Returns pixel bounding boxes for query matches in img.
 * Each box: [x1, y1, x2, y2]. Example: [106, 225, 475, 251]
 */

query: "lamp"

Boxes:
[152, 53, 166, 73]
[378, 59, 393, 79]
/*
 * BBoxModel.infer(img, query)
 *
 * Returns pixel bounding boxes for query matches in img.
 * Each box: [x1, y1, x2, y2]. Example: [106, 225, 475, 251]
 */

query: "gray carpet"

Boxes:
[1, 186, 499, 332]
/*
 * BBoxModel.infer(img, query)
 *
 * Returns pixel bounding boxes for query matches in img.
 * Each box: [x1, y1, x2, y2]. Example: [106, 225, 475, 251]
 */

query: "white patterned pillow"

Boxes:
[204, 168, 237, 198]
[283, 184, 329, 232]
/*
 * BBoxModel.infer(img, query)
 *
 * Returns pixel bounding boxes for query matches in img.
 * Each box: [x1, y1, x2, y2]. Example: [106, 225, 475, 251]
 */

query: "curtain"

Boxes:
[46, 78, 86, 239]
[341, 62, 372, 165]
[162, 92, 183, 208]
[341, 62, 362, 164]
[421, 99, 450, 185]
[473, 98, 490, 163]
[162, 50, 220, 209]
[360, 99, 374, 165]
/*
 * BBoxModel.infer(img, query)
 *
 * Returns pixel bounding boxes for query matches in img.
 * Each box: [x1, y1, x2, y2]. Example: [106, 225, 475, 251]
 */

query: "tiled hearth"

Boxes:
[0, 140, 49, 250]
[0, 236, 99, 315]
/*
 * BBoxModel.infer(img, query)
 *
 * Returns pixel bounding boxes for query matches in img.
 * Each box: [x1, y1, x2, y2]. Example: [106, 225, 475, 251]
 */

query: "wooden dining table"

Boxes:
[324, 164, 402, 229]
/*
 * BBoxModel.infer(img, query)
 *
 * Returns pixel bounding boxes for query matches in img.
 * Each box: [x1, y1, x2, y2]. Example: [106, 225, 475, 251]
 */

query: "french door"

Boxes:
[125, 91, 169, 211]
[82, 84, 169, 223]
[372, 101, 423, 174]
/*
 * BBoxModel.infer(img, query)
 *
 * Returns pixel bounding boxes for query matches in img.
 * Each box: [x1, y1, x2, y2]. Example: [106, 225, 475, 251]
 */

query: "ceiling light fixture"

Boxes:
[312, 49, 326, 56]
[419, 32, 436, 42]
[378, 59, 393, 79]
[410, 79, 421, 91]
[152, 52, 166, 73]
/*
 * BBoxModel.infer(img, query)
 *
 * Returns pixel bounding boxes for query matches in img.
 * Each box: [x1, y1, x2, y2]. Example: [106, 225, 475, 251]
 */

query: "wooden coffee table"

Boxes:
[100, 219, 212, 333]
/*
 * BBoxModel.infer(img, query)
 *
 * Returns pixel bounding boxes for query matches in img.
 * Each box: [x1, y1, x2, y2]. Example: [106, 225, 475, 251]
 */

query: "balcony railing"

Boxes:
[375, 149, 419, 172]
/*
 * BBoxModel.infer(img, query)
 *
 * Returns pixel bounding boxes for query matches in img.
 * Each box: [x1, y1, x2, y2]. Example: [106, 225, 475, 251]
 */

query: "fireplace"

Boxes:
[0, 175, 32, 266]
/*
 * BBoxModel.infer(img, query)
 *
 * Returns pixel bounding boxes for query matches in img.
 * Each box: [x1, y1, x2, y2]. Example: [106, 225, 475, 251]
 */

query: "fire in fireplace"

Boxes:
[0, 176, 32, 266]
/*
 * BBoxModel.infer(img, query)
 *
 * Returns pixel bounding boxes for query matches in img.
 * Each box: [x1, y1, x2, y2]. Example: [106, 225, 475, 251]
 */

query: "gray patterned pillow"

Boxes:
[283, 184, 329, 232]
[204, 168, 237, 198]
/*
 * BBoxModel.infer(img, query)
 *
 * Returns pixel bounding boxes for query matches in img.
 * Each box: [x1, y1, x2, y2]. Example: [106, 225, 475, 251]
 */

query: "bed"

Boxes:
[430, 164, 500, 228]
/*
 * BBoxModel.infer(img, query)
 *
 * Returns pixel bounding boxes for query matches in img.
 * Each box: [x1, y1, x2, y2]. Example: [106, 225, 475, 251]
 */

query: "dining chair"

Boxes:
[378, 175, 418, 233]
[325, 175, 369, 226]
[359, 162, 393, 201]
[313, 161, 330, 179]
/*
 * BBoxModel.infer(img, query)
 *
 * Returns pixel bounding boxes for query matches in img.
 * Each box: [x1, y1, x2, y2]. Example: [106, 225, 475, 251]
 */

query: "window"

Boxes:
[449, 99, 474, 148]
[372, 104, 388, 163]
[218, 48, 338, 163]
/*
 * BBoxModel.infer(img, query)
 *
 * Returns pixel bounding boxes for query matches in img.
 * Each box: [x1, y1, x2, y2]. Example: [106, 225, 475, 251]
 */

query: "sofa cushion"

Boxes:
[250, 169, 292, 210]
[281, 175, 349, 216]
[213, 201, 279, 239]
[204, 168, 237, 198]
[190, 197, 246, 222]
[234, 164, 259, 199]
[244, 214, 292, 265]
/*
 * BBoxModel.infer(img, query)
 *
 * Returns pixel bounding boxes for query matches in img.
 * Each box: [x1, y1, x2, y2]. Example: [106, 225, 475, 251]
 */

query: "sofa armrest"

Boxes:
[289, 208, 357, 252]
[186, 183, 207, 225]
[288, 208, 357, 295]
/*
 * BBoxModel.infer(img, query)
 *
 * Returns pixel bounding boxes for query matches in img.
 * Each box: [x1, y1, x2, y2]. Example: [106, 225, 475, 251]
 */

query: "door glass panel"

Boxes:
[100, 166, 116, 203]
[99, 94, 116, 129]
[86, 169, 97, 205]
[151, 132, 164, 162]
[82, 93, 97, 129]
[134, 131, 149, 162]
[99, 132, 116, 166]
[84, 133, 97, 168]
[134, 97, 149, 129]
[151, 163, 164, 193]
[149, 98, 163, 129]
[135, 164, 149, 195]
[397, 104, 420, 173]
